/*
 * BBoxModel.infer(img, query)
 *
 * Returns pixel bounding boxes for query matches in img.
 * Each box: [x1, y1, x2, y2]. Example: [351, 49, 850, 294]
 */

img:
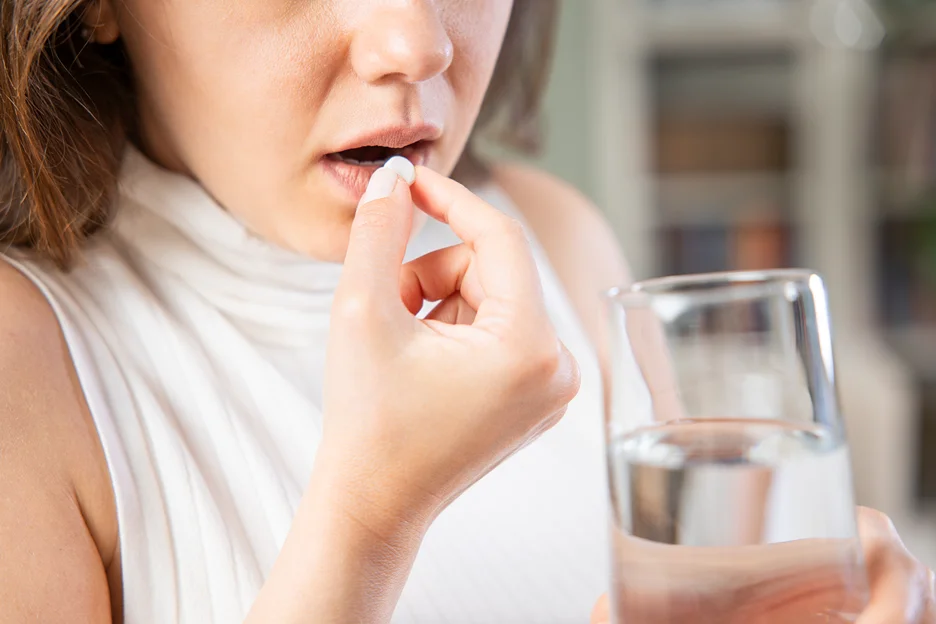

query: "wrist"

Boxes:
[309, 443, 436, 551]
[248, 447, 430, 624]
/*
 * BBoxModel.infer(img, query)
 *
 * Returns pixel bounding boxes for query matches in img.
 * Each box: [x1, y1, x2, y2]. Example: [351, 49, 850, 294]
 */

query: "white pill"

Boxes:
[384, 155, 416, 186]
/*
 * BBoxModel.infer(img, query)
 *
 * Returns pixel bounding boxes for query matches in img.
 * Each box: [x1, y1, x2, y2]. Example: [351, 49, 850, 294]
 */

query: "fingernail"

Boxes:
[384, 155, 416, 186]
[359, 167, 400, 206]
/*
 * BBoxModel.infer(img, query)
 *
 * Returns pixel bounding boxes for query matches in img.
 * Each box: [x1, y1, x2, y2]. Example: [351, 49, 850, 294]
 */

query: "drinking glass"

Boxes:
[603, 270, 869, 623]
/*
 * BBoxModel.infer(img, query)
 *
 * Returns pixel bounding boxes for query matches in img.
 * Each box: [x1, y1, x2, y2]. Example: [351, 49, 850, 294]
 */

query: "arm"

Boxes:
[254, 165, 581, 622]
[492, 163, 631, 349]
[492, 163, 633, 416]
[0, 261, 117, 623]
[245, 451, 428, 623]
[494, 163, 694, 422]
[1, 163, 580, 624]
[0, 261, 425, 624]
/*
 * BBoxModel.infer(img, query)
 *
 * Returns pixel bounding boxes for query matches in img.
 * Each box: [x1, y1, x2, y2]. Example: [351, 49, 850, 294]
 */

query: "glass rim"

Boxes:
[605, 269, 822, 302]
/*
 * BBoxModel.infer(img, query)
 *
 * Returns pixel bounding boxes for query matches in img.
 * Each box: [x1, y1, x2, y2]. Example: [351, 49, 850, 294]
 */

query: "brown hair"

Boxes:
[457, 0, 559, 183]
[0, 0, 558, 268]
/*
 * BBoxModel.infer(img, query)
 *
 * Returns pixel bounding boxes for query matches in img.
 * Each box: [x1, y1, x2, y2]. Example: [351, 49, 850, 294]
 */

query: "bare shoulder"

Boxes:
[0, 258, 116, 621]
[0, 258, 86, 437]
[0, 257, 64, 344]
[491, 163, 632, 347]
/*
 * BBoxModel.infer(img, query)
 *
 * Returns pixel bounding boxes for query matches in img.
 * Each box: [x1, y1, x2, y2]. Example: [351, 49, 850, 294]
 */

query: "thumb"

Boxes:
[341, 167, 414, 301]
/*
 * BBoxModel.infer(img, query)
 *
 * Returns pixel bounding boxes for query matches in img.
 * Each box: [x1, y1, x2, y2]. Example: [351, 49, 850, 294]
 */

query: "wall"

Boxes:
[484, 3, 597, 202]
[534, 3, 596, 201]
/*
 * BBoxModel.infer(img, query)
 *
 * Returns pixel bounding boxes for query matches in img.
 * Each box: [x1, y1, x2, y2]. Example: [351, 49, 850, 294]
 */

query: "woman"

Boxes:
[0, 1, 931, 622]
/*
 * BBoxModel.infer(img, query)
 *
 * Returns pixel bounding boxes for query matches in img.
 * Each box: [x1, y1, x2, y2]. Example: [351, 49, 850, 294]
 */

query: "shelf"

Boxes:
[653, 52, 794, 116]
[632, 2, 807, 52]
[875, 168, 936, 219]
[655, 171, 791, 225]
[592, 0, 929, 519]
[886, 326, 936, 380]
[877, 171, 932, 216]
[883, 5, 936, 48]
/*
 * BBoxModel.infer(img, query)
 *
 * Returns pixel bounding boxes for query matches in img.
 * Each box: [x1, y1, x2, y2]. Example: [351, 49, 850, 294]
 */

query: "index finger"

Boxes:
[410, 166, 543, 306]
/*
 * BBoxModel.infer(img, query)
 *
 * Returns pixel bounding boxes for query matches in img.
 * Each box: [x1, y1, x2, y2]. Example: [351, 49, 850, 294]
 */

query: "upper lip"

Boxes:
[328, 124, 443, 154]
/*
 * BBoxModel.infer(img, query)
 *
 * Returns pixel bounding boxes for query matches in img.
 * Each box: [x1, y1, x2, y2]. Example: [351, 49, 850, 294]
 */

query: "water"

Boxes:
[609, 419, 869, 623]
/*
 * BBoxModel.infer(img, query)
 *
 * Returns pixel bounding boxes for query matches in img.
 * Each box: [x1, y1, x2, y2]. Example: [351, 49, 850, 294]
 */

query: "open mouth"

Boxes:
[322, 126, 438, 200]
[326, 141, 428, 168]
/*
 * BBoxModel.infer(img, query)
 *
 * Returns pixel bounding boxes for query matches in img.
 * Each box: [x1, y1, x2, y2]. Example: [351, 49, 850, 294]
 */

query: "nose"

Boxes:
[351, 1, 454, 85]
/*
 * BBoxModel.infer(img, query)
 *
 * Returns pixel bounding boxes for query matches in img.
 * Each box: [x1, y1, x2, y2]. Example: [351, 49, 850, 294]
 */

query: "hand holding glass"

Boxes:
[603, 270, 868, 623]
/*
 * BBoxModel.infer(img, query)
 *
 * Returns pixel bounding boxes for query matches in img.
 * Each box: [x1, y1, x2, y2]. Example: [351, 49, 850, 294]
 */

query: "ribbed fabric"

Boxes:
[4, 148, 609, 623]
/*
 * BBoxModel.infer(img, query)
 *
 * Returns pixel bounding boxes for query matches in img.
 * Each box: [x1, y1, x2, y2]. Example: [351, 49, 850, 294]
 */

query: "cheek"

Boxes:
[446, 1, 512, 102]
[438, 0, 512, 164]
[120, 0, 341, 153]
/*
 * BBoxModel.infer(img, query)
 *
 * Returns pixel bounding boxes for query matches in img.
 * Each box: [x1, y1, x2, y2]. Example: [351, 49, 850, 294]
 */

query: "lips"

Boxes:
[322, 124, 441, 200]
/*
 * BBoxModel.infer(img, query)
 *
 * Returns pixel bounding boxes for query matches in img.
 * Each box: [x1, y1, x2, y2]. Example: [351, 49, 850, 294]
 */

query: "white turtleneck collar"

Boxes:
[112, 146, 374, 347]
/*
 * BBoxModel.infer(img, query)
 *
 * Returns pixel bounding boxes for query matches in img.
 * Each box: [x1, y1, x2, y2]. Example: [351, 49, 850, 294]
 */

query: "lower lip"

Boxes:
[322, 150, 428, 201]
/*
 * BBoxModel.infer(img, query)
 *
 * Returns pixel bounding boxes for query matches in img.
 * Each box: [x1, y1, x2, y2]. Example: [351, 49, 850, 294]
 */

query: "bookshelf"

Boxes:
[881, 2, 936, 46]
[656, 171, 791, 225]
[874, 3, 936, 514]
[641, 2, 806, 51]
[589, 0, 931, 540]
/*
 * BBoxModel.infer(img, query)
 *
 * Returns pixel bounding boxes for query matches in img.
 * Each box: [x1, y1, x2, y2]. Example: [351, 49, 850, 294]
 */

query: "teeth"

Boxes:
[342, 158, 388, 167]
[337, 154, 389, 167]
[330, 142, 422, 167]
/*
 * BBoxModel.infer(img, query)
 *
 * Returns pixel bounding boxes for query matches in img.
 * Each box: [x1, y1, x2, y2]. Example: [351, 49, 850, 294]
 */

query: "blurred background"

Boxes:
[512, 0, 936, 567]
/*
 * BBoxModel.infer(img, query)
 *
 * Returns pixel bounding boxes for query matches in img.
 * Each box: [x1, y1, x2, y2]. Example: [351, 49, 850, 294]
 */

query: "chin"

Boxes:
[269, 212, 354, 263]
[277, 207, 429, 266]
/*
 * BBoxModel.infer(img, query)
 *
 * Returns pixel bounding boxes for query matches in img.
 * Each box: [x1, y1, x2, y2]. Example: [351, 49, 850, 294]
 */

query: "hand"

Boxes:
[855, 507, 935, 623]
[589, 507, 936, 623]
[319, 165, 580, 540]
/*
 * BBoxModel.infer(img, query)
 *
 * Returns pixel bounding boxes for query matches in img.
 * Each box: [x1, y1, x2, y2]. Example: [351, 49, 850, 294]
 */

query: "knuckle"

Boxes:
[858, 507, 893, 529]
[519, 340, 562, 382]
[859, 507, 898, 539]
[562, 348, 583, 401]
[513, 338, 581, 403]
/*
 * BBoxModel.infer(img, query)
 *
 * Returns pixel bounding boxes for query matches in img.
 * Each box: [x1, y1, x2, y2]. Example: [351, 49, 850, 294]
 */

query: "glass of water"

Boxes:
[603, 270, 869, 623]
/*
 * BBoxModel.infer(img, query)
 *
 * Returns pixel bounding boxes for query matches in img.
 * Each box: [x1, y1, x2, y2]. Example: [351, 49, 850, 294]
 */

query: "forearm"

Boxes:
[245, 453, 429, 624]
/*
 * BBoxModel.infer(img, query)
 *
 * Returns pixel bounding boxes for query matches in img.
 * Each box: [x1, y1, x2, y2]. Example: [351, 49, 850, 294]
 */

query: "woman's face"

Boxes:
[109, 0, 514, 260]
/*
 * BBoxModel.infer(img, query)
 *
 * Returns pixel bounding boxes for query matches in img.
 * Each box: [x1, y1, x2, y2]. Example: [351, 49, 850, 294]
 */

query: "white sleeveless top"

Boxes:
[4, 149, 609, 623]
